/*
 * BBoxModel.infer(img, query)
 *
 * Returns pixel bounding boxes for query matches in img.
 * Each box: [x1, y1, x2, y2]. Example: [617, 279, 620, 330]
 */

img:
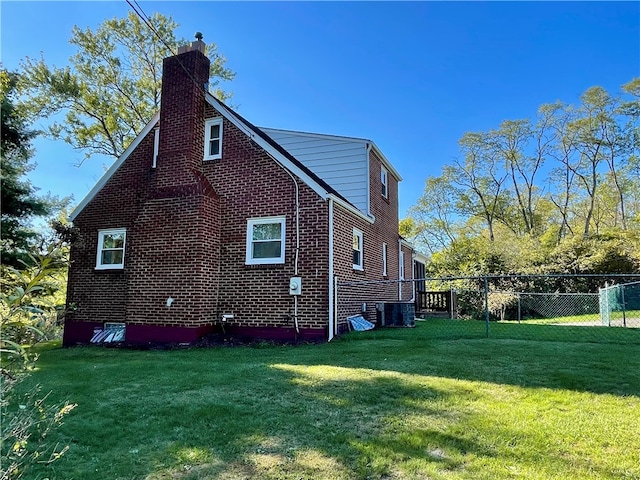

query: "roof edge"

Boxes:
[69, 112, 160, 221]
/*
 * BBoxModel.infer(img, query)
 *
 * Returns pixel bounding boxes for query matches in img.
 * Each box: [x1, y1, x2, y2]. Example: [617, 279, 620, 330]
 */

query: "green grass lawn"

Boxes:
[17, 323, 640, 480]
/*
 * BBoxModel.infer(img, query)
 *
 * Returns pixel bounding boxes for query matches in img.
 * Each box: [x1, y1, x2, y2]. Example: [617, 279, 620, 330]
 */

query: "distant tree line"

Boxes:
[403, 79, 640, 277]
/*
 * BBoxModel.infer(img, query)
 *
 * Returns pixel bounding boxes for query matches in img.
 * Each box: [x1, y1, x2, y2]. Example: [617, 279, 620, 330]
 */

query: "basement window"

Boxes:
[91, 322, 126, 343]
[96, 228, 126, 269]
[204, 117, 223, 161]
[245, 217, 286, 265]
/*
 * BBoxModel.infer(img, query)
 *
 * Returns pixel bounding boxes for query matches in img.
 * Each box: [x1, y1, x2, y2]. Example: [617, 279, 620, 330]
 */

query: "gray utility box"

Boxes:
[376, 302, 415, 327]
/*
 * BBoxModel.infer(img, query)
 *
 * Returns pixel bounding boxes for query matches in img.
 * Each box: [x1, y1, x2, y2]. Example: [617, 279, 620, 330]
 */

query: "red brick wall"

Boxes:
[65, 48, 410, 345]
[65, 48, 331, 344]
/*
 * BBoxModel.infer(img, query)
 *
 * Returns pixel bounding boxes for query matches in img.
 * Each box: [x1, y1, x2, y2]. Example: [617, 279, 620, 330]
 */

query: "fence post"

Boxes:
[484, 276, 490, 338]
[517, 292, 521, 324]
[621, 285, 627, 328]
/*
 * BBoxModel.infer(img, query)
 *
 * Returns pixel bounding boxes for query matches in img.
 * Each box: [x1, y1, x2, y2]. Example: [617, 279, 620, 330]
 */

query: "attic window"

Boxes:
[381, 165, 388, 198]
[204, 118, 223, 161]
[96, 228, 126, 269]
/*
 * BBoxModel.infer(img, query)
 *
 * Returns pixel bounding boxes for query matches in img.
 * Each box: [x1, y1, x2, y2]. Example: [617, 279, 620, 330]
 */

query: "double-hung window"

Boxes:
[353, 228, 364, 270]
[246, 217, 286, 265]
[381, 165, 388, 198]
[399, 250, 405, 280]
[204, 118, 223, 161]
[96, 228, 126, 269]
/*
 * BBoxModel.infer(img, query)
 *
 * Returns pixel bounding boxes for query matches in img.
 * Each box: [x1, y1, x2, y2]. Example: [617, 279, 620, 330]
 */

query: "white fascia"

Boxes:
[370, 142, 402, 181]
[328, 194, 375, 224]
[70, 112, 161, 221]
[262, 127, 402, 182]
[400, 238, 415, 250]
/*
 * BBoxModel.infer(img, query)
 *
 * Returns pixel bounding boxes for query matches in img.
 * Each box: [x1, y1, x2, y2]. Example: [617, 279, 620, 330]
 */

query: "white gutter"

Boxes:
[328, 194, 375, 224]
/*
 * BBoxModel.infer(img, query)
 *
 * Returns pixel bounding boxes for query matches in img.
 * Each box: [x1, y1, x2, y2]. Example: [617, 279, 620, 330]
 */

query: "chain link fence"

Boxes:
[336, 275, 640, 344]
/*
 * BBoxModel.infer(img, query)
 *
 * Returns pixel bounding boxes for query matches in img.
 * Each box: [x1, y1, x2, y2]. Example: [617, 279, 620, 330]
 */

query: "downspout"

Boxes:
[328, 197, 335, 341]
[409, 252, 416, 303]
[366, 143, 373, 218]
[272, 156, 301, 335]
[398, 238, 402, 301]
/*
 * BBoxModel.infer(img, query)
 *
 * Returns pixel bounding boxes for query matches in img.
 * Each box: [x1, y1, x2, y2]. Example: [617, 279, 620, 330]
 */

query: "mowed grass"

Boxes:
[20, 323, 640, 480]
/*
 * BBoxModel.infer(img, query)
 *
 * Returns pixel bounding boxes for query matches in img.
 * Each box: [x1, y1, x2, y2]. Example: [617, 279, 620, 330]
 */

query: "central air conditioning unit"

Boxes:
[376, 302, 415, 327]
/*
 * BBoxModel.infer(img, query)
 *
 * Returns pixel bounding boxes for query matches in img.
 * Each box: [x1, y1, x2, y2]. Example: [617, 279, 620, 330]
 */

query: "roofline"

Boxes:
[69, 112, 160, 221]
[70, 96, 373, 222]
[260, 127, 403, 182]
[328, 194, 375, 224]
[205, 93, 356, 205]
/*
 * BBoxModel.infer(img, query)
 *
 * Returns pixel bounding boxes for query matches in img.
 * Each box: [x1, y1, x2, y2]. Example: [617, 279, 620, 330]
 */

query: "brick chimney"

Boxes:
[124, 35, 220, 338]
[155, 34, 211, 187]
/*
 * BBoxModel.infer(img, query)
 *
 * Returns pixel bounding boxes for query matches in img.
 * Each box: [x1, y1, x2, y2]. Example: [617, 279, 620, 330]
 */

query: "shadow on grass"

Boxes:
[22, 324, 640, 480]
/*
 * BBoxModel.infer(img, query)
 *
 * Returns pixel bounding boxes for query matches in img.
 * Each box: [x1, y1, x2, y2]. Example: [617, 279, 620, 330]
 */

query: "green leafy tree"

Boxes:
[408, 176, 461, 254]
[1, 69, 57, 268]
[19, 12, 235, 160]
[1, 248, 76, 480]
[407, 79, 639, 278]
[445, 132, 510, 242]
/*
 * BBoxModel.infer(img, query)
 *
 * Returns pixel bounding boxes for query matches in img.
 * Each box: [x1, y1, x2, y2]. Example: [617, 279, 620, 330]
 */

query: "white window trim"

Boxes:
[399, 250, 405, 280]
[204, 117, 223, 161]
[381, 165, 388, 199]
[245, 216, 286, 265]
[382, 242, 388, 276]
[96, 228, 126, 270]
[353, 228, 364, 271]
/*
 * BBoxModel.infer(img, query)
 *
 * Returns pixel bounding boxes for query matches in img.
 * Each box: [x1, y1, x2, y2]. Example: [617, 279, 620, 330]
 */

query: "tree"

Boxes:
[406, 79, 639, 278]
[1, 69, 56, 268]
[1, 248, 76, 480]
[19, 12, 235, 161]
[408, 176, 461, 255]
[445, 132, 509, 242]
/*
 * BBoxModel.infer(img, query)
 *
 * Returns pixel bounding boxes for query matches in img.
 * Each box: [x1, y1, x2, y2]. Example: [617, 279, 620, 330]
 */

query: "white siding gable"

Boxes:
[262, 128, 371, 215]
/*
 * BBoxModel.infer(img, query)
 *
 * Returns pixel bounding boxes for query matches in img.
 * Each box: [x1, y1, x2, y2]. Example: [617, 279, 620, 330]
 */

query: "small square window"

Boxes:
[204, 118, 223, 161]
[246, 217, 286, 265]
[96, 228, 126, 269]
[353, 228, 364, 270]
[381, 165, 388, 198]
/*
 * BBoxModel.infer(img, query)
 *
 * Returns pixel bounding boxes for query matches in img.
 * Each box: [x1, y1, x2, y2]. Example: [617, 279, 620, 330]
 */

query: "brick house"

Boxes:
[63, 38, 415, 346]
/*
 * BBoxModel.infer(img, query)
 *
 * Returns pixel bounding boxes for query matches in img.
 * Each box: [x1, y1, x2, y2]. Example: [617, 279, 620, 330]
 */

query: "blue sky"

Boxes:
[1, 1, 638, 218]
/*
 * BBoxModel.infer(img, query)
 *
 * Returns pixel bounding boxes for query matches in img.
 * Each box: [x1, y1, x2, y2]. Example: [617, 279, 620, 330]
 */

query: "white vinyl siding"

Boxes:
[263, 128, 369, 214]
[96, 228, 126, 269]
[204, 118, 223, 161]
[245, 217, 286, 265]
